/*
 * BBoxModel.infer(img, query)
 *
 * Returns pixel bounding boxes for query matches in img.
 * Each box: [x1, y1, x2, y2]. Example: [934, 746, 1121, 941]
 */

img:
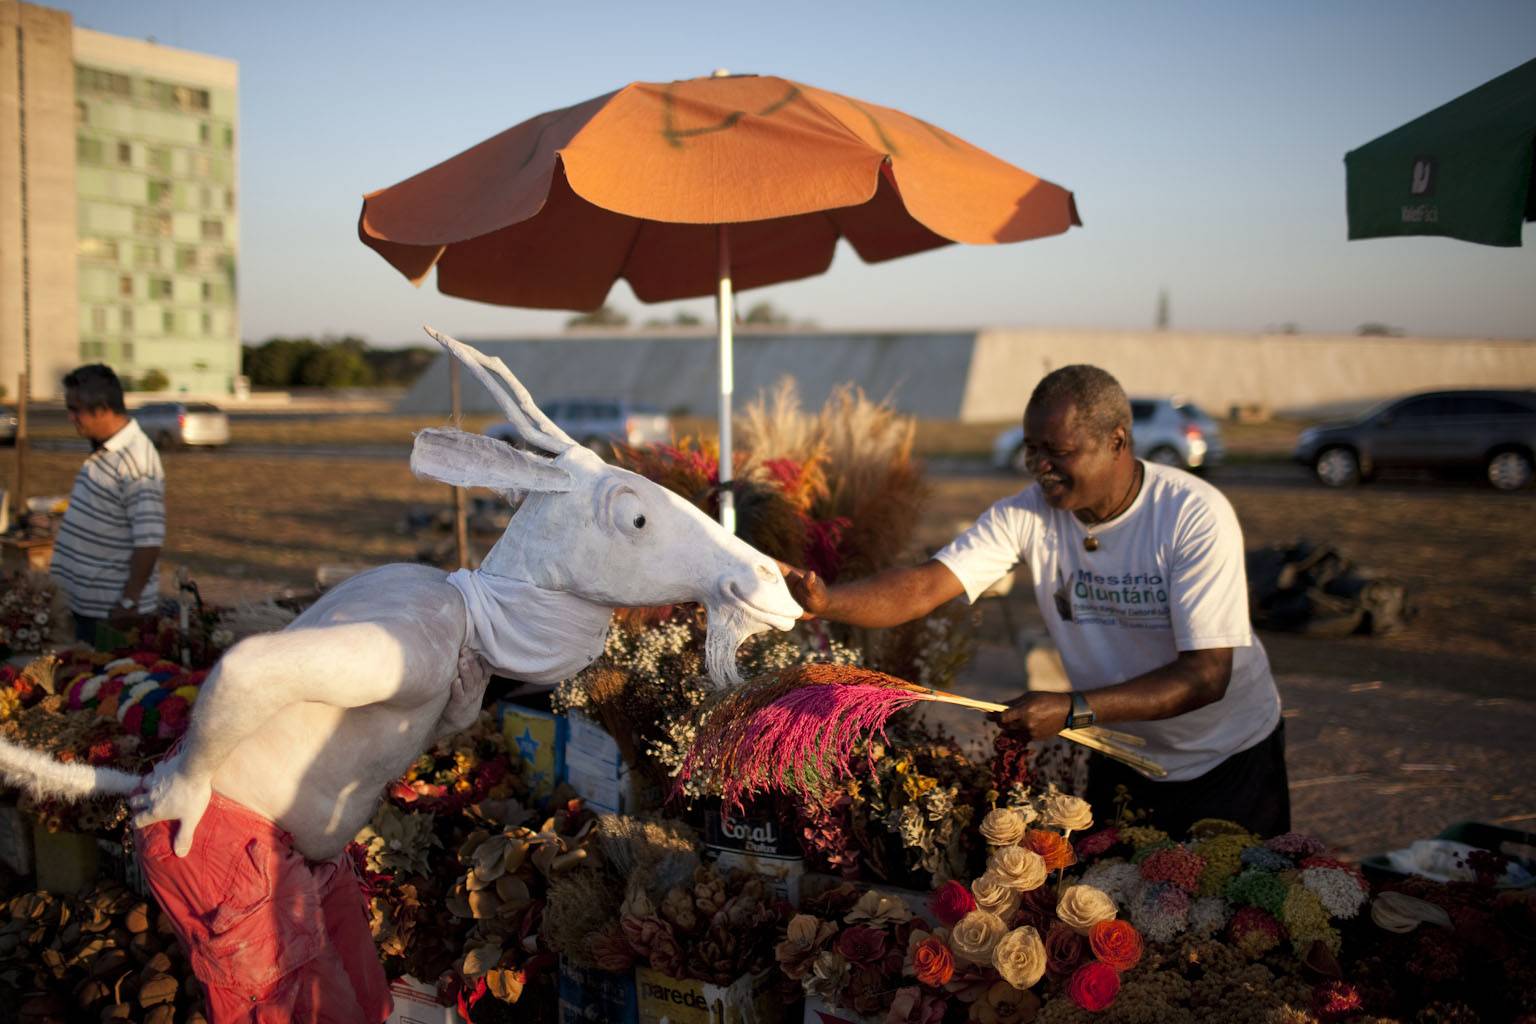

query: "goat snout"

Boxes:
[721, 563, 802, 631]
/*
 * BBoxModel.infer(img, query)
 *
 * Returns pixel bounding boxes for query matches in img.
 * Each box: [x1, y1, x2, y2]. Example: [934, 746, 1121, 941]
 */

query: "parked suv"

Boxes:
[992, 396, 1225, 474]
[485, 398, 671, 455]
[133, 401, 230, 449]
[1293, 389, 1536, 491]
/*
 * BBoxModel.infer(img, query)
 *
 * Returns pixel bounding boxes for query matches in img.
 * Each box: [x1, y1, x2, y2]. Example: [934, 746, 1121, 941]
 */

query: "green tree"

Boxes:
[297, 344, 374, 388]
[742, 302, 792, 325]
[138, 368, 170, 391]
[243, 337, 321, 387]
[565, 304, 629, 329]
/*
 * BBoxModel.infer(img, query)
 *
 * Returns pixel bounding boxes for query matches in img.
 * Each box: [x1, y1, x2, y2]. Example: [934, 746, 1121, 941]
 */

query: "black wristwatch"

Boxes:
[1066, 691, 1096, 730]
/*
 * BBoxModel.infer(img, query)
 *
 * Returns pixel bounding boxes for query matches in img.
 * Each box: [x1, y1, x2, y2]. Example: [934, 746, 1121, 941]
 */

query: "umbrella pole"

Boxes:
[716, 224, 736, 534]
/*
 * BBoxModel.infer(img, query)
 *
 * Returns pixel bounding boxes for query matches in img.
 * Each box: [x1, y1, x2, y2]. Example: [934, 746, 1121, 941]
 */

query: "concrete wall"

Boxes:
[400, 326, 1536, 423]
[0, 1, 78, 401]
[397, 329, 978, 419]
[966, 329, 1536, 419]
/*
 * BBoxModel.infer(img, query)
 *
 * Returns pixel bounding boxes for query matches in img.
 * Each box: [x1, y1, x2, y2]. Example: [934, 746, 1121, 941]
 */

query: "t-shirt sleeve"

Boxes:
[122, 469, 166, 548]
[933, 493, 1035, 604]
[1167, 492, 1252, 651]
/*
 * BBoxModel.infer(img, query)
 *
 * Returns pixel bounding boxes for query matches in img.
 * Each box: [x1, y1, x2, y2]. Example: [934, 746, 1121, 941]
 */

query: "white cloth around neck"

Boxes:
[445, 569, 612, 687]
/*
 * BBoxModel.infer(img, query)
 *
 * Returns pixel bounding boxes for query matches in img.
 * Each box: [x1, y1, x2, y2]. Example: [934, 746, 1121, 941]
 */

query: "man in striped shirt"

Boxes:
[49, 364, 166, 645]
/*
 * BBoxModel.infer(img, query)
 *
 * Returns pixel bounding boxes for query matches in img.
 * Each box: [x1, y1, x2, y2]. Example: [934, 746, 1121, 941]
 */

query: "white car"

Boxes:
[133, 401, 231, 448]
[485, 398, 670, 457]
[992, 396, 1225, 474]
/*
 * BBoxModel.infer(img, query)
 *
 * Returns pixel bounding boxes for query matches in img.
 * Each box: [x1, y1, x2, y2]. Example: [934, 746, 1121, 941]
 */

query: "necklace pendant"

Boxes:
[1083, 535, 1099, 552]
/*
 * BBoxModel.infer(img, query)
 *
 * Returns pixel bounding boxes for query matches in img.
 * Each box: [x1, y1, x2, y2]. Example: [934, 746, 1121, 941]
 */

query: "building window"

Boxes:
[162, 311, 175, 335]
[150, 277, 173, 300]
[119, 274, 133, 297]
[201, 281, 213, 301]
[201, 312, 213, 334]
[91, 308, 107, 332]
[201, 219, 224, 242]
[135, 212, 173, 238]
[223, 125, 235, 150]
[148, 180, 172, 206]
[117, 141, 132, 165]
[148, 147, 171, 174]
[123, 342, 134, 360]
[77, 137, 103, 164]
[122, 308, 134, 330]
[77, 67, 131, 97]
[76, 101, 88, 125]
[134, 244, 159, 268]
[79, 237, 118, 262]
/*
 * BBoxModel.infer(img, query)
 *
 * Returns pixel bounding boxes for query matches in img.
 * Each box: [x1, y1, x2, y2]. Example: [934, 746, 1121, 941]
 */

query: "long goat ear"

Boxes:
[424, 325, 577, 455]
[411, 428, 573, 493]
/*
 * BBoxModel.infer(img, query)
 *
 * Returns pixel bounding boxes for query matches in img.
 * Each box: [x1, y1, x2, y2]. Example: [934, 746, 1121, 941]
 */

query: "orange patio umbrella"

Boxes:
[359, 72, 1081, 530]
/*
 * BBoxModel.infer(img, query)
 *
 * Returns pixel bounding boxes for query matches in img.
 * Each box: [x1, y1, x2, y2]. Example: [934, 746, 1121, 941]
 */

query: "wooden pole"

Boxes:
[449, 360, 470, 569]
[15, 373, 28, 514]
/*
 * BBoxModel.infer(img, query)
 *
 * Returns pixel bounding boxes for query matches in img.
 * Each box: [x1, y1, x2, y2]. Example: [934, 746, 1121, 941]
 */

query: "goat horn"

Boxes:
[423, 325, 576, 454]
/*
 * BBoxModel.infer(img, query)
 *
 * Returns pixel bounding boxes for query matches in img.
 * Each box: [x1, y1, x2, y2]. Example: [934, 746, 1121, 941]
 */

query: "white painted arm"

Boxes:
[131, 623, 429, 855]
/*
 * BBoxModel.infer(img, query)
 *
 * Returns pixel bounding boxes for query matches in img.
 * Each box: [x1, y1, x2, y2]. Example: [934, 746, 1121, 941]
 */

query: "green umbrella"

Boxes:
[1346, 57, 1535, 247]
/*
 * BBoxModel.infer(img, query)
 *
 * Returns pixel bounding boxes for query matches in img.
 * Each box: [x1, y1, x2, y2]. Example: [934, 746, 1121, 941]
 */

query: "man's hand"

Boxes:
[993, 692, 1072, 743]
[438, 648, 491, 739]
[776, 561, 827, 619]
[128, 753, 212, 858]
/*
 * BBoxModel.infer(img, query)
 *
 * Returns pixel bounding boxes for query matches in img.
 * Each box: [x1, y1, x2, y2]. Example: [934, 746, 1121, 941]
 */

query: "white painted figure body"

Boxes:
[0, 326, 802, 864]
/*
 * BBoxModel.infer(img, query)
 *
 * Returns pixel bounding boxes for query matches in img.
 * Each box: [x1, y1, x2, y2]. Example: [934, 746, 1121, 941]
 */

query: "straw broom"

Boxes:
[676, 664, 1164, 813]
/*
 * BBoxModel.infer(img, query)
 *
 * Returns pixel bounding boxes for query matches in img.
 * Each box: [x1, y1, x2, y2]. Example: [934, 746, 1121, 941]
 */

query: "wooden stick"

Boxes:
[903, 686, 1166, 777]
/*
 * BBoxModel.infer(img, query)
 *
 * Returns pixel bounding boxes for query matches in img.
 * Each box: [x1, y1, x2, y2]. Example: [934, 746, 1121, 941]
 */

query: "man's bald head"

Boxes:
[1026, 365, 1132, 441]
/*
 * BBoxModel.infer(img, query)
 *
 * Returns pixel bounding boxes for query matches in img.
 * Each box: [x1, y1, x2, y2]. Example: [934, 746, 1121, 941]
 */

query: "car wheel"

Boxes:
[154, 431, 176, 450]
[1008, 443, 1031, 475]
[1487, 449, 1534, 491]
[1314, 446, 1361, 487]
[1147, 445, 1183, 467]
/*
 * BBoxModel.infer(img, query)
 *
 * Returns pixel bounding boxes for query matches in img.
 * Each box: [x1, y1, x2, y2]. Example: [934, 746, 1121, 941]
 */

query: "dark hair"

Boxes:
[63, 364, 126, 414]
[1027, 365, 1132, 440]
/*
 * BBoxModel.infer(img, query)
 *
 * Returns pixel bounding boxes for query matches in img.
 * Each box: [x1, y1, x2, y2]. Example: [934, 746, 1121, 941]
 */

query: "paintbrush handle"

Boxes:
[1063, 728, 1169, 778]
[907, 688, 1166, 778]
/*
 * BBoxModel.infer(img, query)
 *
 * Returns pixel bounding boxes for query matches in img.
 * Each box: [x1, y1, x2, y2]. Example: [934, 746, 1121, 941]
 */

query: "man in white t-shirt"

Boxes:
[784, 365, 1289, 836]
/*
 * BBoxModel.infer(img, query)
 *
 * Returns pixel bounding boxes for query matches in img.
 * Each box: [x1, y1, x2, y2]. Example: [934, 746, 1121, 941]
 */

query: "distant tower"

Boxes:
[1155, 289, 1170, 331]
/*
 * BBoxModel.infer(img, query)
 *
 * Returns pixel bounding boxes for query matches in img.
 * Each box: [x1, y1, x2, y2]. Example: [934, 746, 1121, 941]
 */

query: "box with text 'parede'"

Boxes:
[634, 965, 778, 1024]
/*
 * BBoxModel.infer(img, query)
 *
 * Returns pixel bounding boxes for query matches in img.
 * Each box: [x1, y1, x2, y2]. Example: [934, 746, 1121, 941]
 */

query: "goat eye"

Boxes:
[633, 514, 646, 529]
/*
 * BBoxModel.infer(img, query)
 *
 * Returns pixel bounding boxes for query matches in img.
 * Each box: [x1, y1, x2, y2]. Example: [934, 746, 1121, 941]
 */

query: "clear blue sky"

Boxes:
[57, 0, 1536, 345]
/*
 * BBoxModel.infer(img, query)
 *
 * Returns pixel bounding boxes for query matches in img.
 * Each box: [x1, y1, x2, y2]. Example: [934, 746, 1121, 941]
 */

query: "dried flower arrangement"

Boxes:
[0, 571, 69, 658]
[780, 792, 1150, 1022]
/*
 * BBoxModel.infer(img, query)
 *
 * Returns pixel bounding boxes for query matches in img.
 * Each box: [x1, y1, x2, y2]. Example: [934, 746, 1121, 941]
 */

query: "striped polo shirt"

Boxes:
[49, 418, 166, 618]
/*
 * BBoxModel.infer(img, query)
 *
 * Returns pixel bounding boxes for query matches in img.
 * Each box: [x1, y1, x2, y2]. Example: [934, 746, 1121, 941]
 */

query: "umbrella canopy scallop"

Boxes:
[358, 73, 1081, 309]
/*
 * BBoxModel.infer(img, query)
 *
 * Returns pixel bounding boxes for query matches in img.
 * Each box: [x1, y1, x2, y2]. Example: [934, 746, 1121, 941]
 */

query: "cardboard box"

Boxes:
[702, 803, 801, 859]
[634, 966, 778, 1024]
[386, 975, 465, 1024]
[563, 748, 643, 815]
[558, 957, 638, 1024]
[495, 701, 566, 798]
[566, 711, 624, 770]
[710, 848, 805, 908]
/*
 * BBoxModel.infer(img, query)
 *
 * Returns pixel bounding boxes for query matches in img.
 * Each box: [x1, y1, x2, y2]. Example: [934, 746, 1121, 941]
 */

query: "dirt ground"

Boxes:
[4, 432, 1533, 858]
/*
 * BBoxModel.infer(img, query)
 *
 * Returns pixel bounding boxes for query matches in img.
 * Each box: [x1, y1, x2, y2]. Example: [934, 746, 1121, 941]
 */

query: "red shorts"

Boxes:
[135, 792, 392, 1024]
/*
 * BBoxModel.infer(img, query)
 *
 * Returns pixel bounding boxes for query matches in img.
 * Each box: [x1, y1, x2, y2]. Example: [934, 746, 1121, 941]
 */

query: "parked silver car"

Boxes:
[992, 396, 1225, 474]
[133, 401, 230, 448]
[0, 405, 15, 446]
[485, 398, 671, 456]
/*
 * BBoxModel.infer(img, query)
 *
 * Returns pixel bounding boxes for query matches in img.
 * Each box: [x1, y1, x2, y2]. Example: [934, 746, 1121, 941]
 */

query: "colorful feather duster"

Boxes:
[675, 664, 1163, 814]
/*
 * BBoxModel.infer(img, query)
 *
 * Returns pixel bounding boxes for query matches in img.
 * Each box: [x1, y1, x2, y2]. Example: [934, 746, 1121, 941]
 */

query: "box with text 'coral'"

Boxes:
[385, 975, 465, 1024]
[634, 965, 778, 1024]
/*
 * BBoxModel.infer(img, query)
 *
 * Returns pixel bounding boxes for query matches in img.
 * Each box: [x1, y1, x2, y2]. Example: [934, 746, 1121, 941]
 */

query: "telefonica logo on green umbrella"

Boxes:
[1346, 57, 1535, 247]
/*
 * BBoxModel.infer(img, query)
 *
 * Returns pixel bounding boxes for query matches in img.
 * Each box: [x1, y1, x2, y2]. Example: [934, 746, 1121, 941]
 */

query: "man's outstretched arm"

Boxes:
[783, 559, 967, 629]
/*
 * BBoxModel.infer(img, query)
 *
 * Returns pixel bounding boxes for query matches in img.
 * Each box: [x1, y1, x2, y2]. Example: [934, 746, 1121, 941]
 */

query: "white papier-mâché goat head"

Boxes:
[411, 326, 803, 687]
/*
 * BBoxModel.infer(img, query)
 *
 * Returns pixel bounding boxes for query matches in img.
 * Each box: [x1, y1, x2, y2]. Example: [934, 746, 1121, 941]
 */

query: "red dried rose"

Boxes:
[834, 924, 888, 966]
[1046, 920, 1088, 977]
[930, 880, 977, 927]
[1068, 960, 1121, 1012]
[1075, 828, 1121, 859]
[1088, 920, 1143, 972]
